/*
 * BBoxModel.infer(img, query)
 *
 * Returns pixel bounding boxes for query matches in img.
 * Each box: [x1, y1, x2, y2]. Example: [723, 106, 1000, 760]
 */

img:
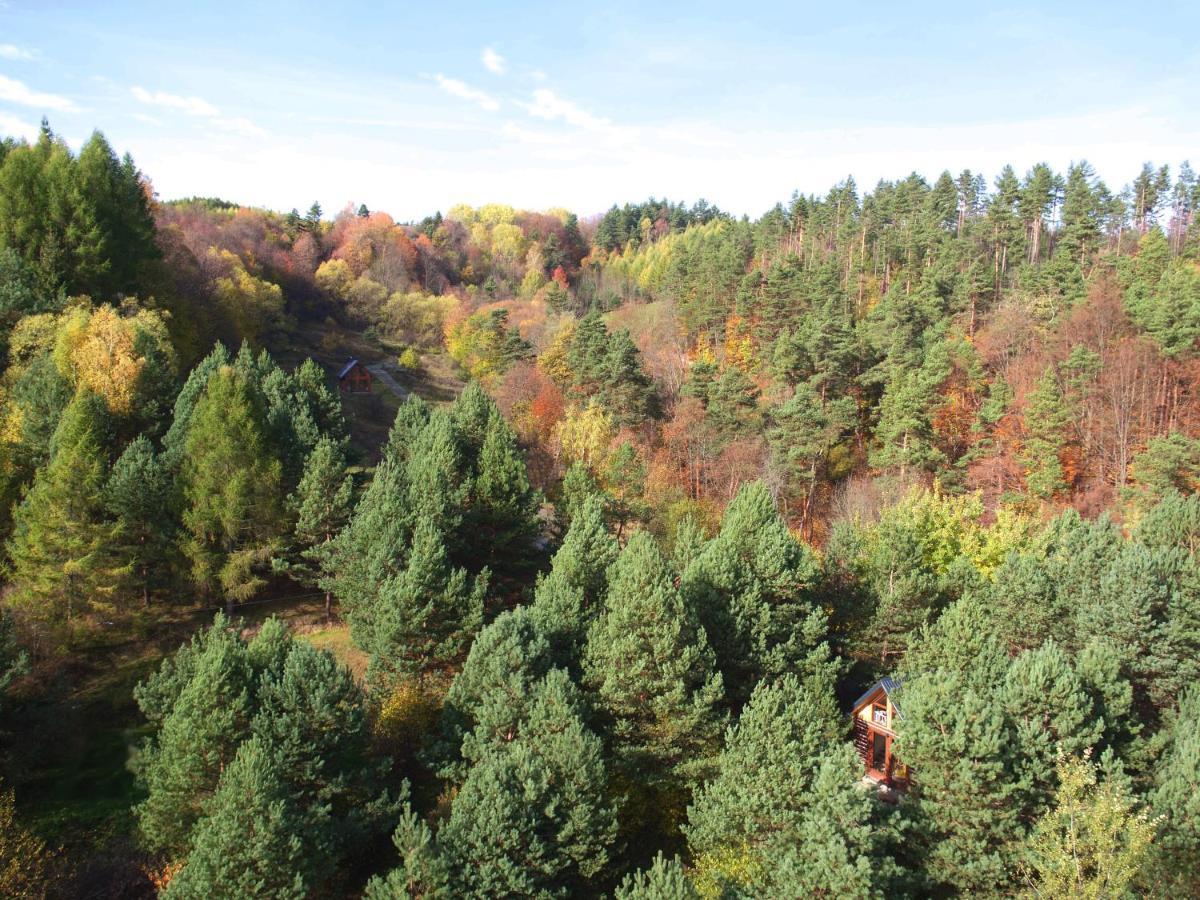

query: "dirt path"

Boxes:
[366, 363, 409, 399]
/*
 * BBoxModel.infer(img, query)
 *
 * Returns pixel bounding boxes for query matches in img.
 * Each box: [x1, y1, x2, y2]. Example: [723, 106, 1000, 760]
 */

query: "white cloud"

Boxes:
[524, 89, 611, 132]
[0, 112, 38, 140]
[132, 86, 219, 117]
[210, 115, 267, 138]
[0, 74, 76, 111]
[0, 43, 35, 61]
[131, 85, 266, 138]
[482, 47, 506, 75]
[434, 74, 499, 112]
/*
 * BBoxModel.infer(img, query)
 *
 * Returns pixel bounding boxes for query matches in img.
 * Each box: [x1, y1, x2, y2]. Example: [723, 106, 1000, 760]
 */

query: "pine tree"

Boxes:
[427, 606, 553, 782]
[584, 531, 726, 794]
[1148, 686, 1200, 887]
[614, 854, 697, 900]
[251, 640, 397, 870]
[7, 389, 120, 629]
[135, 624, 256, 856]
[438, 670, 618, 897]
[163, 737, 310, 900]
[893, 669, 1024, 894]
[1023, 366, 1072, 499]
[740, 747, 902, 898]
[685, 671, 842, 857]
[105, 434, 175, 606]
[681, 481, 827, 703]
[362, 803, 450, 900]
[529, 495, 618, 668]
[1000, 641, 1103, 813]
[469, 409, 539, 571]
[366, 515, 486, 685]
[179, 365, 285, 613]
[276, 436, 353, 620]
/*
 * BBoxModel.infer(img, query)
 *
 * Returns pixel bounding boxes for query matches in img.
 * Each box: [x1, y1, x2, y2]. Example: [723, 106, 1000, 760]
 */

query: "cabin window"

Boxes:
[872, 702, 888, 725]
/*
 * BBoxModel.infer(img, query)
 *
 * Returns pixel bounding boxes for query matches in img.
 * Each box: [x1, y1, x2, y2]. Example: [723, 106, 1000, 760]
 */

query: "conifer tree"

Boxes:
[438, 671, 618, 897]
[251, 640, 397, 868]
[529, 495, 618, 668]
[163, 737, 309, 900]
[584, 531, 725, 793]
[7, 389, 120, 628]
[135, 625, 256, 856]
[179, 365, 284, 613]
[105, 434, 175, 606]
[275, 436, 353, 620]
[1000, 641, 1103, 812]
[614, 854, 697, 900]
[366, 515, 486, 685]
[894, 669, 1023, 894]
[1148, 686, 1200, 887]
[362, 803, 450, 900]
[681, 481, 827, 703]
[427, 606, 553, 782]
[161, 343, 231, 469]
[469, 409, 539, 570]
[739, 747, 902, 898]
[685, 671, 842, 857]
[1022, 366, 1072, 499]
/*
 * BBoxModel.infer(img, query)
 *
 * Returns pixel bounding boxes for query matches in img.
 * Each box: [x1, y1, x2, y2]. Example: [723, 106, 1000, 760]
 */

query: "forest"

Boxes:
[0, 119, 1198, 898]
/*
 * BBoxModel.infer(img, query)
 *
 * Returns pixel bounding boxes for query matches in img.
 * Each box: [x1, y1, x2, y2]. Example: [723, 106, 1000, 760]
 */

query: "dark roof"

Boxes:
[851, 676, 904, 720]
[337, 358, 360, 380]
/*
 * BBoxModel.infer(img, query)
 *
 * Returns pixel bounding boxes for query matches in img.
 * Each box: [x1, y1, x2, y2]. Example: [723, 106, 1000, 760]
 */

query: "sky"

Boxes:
[1, 0, 1198, 220]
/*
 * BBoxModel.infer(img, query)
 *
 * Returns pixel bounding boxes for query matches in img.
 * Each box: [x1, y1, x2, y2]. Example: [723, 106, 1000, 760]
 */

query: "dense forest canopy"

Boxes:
[0, 119, 1198, 897]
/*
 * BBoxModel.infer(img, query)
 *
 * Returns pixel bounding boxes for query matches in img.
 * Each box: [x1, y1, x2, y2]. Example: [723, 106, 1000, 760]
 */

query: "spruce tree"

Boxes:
[179, 365, 285, 613]
[7, 389, 120, 628]
[161, 343, 231, 469]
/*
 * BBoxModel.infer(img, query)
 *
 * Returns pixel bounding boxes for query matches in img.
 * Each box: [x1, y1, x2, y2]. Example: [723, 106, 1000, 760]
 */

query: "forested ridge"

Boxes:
[0, 119, 1198, 897]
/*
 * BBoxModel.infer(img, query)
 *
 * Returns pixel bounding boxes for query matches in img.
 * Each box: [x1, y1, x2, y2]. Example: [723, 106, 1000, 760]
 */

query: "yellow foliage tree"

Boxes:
[210, 250, 286, 344]
[553, 402, 614, 470]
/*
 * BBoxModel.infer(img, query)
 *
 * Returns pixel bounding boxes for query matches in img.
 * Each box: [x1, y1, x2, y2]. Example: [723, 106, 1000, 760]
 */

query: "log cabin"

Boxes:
[851, 677, 911, 791]
[337, 358, 372, 394]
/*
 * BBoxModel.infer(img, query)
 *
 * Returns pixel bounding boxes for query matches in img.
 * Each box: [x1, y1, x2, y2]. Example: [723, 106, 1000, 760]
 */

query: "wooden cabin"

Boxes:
[851, 677, 911, 791]
[338, 358, 372, 394]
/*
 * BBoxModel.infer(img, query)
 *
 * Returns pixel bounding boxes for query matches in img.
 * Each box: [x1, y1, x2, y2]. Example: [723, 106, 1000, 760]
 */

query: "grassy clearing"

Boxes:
[300, 623, 369, 683]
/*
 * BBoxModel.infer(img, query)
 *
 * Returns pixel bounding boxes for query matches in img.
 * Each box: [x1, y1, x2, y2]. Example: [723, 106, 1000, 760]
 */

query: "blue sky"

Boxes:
[1, 0, 1197, 219]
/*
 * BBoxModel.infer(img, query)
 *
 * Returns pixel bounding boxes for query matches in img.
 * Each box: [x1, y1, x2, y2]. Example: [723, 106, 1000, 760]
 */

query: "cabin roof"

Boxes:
[337, 358, 360, 380]
[852, 676, 904, 720]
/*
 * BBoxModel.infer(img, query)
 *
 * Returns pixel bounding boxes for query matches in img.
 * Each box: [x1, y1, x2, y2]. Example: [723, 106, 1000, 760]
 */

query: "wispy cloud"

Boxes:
[132, 85, 265, 137]
[0, 43, 36, 61]
[434, 74, 500, 111]
[0, 74, 76, 111]
[481, 47, 506, 75]
[132, 86, 218, 117]
[0, 112, 38, 140]
[524, 88, 612, 132]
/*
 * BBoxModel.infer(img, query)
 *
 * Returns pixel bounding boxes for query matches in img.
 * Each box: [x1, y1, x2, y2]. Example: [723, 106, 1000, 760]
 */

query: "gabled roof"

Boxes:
[337, 358, 360, 379]
[852, 676, 904, 720]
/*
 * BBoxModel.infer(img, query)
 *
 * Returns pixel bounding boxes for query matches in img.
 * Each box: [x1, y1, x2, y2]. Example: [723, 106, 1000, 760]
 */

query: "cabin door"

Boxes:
[868, 729, 890, 779]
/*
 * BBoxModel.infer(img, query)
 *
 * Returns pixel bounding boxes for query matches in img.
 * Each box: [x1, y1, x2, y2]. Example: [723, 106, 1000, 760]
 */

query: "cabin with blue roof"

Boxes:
[852, 677, 911, 791]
